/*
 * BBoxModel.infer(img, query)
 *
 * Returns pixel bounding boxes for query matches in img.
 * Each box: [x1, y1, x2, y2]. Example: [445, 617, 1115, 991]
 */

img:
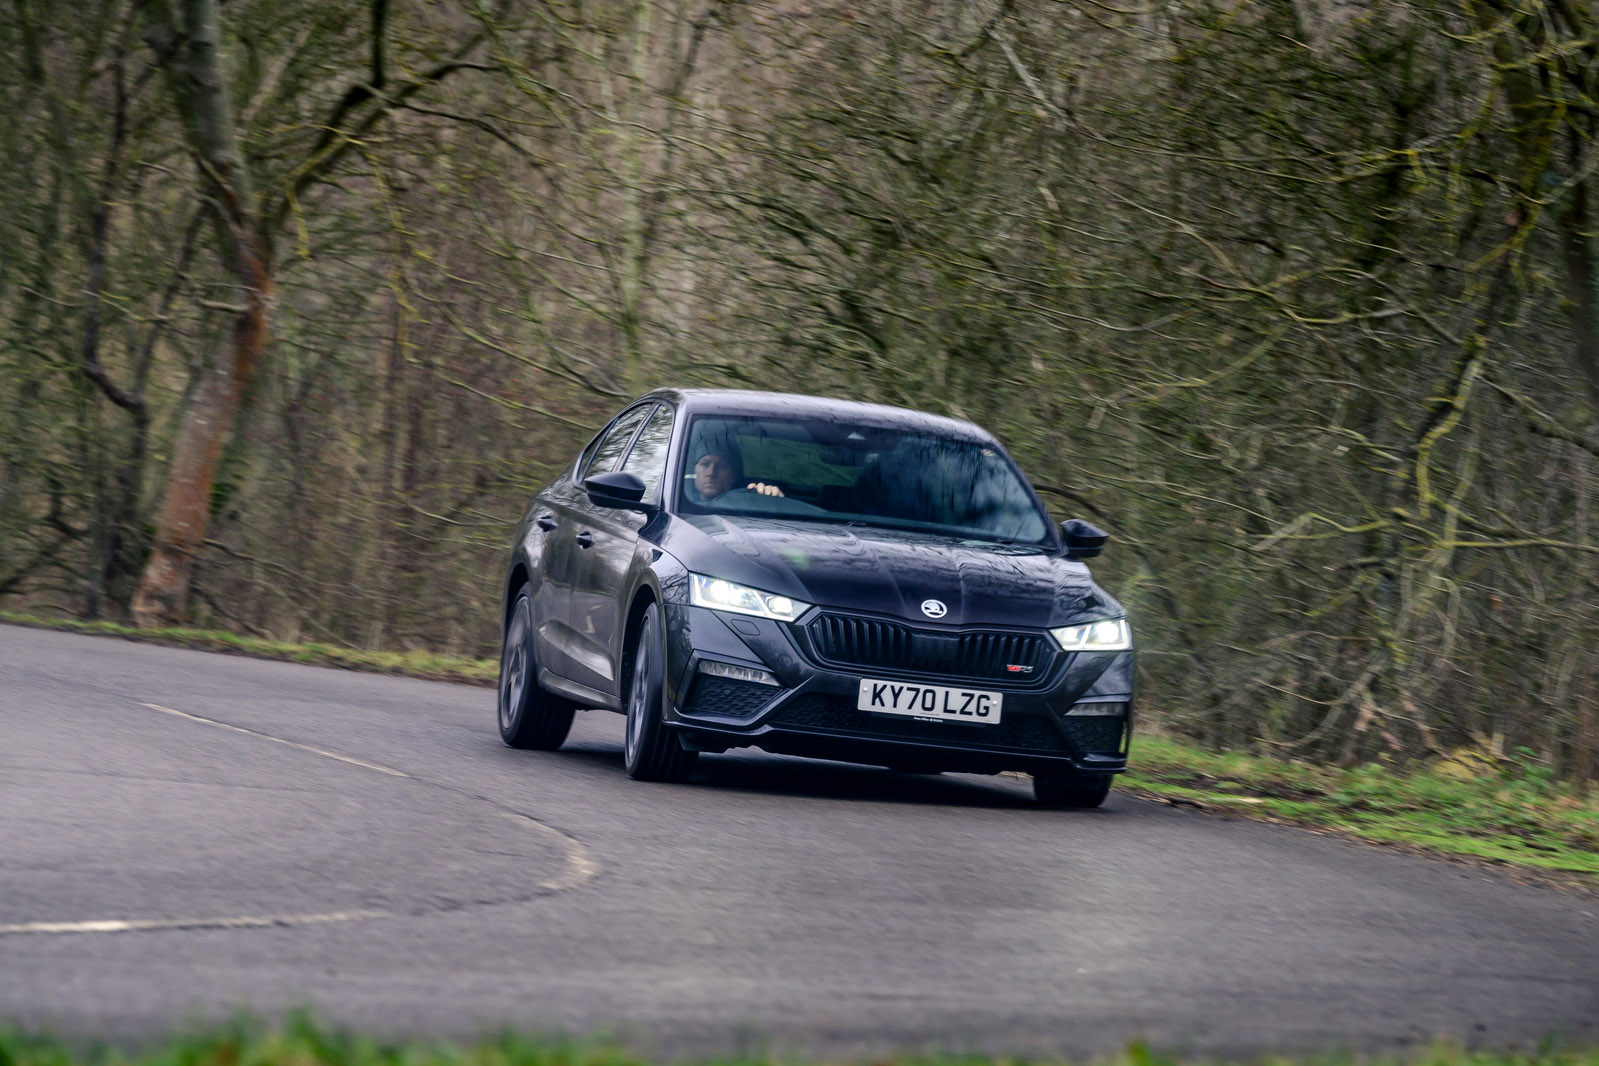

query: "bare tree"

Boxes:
[129, 0, 493, 626]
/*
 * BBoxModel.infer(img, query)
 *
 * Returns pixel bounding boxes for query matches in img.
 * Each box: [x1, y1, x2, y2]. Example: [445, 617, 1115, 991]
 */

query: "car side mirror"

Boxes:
[584, 470, 651, 511]
[1060, 518, 1107, 560]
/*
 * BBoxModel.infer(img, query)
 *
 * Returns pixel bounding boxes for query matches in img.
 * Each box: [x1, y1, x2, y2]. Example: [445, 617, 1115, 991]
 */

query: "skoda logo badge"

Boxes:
[921, 599, 948, 619]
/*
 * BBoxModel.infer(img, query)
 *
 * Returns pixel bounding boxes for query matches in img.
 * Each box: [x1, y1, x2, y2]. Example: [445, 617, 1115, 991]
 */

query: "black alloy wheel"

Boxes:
[1032, 767, 1113, 809]
[498, 586, 576, 750]
[623, 601, 698, 782]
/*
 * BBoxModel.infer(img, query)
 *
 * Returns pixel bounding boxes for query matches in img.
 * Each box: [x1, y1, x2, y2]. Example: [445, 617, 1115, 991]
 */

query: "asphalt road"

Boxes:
[2, 623, 1596, 1058]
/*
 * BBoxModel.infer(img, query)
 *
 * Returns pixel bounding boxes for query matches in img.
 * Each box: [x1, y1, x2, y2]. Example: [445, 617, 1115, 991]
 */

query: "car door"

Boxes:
[538, 405, 652, 688]
[565, 402, 675, 698]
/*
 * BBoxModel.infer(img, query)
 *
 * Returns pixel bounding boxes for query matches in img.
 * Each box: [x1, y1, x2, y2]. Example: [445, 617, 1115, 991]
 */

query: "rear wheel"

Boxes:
[1032, 768, 1112, 809]
[623, 602, 697, 782]
[498, 587, 576, 750]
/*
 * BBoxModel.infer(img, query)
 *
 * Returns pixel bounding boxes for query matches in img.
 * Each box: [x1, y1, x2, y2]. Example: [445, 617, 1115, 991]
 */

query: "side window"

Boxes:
[581, 405, 653, 479]
[619, 404, 675, 497]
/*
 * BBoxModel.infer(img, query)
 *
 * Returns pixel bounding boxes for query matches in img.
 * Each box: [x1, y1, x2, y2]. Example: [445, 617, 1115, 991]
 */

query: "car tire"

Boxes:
[623, 601, 698, 782]
[1032, 769, 1112, 808]
[498, 586, 577, 750]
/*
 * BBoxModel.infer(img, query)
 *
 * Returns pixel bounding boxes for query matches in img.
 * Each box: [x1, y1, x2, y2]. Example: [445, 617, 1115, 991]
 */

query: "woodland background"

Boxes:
[3, 0, 1596, 777]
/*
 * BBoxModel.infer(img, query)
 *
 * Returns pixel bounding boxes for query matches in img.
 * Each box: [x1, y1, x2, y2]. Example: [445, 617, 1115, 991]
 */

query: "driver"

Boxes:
[692, 451, 784, 501]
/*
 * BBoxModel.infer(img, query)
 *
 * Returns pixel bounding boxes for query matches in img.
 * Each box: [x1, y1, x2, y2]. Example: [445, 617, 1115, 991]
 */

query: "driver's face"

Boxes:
[694, 452, 735, 498]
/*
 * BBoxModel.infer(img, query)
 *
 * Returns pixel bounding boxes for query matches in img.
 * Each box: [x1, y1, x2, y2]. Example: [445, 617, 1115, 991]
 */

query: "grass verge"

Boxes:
[1124, 735, 1599, 882]
[5, 610, 1597, 883]
[1, 1022, 1597, 1066]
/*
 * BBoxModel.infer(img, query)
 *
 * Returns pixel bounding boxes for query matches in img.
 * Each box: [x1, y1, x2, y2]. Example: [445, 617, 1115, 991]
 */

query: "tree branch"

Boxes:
[269, 52, 497, 239]
[1486, 376, 1599, 456]
[81, 10, 143, 417]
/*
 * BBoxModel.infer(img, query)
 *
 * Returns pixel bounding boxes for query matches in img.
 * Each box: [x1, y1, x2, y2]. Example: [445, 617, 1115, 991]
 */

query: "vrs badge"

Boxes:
[921, 599, 948, 619]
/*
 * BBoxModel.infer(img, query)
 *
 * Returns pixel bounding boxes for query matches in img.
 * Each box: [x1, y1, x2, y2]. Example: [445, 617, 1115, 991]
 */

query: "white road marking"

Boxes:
[139, 702, 410, 777]
[0, 911, 388, 936]
[502, 812, 602, 891]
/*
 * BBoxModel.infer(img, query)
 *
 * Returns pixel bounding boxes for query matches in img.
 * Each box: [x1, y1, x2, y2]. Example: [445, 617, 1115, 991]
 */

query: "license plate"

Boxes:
[856, 678, 1003, 723]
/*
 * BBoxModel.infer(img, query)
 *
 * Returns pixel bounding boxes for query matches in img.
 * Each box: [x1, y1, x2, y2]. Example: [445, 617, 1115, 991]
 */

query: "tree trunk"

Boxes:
[130, 0, 269, 627]
[1476, 0, 1599, 414]
[130, 246, 271, 626]
[1557, 160, 1599, 413]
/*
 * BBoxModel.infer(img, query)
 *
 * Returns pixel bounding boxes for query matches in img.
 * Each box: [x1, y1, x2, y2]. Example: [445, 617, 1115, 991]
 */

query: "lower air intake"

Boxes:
[682, 675, 776, 719]
[1059, 712, 1127, 756]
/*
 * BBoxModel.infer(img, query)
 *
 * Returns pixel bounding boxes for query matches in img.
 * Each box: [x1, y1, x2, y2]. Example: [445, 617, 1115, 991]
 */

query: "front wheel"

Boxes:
[1032, 768, 1112, 809]
[623, 602, 697, 782]
[498, 587, 576, 750]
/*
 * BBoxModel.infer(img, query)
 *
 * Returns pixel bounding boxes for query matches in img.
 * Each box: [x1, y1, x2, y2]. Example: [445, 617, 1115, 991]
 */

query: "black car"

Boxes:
[497, 390, 1134, 807]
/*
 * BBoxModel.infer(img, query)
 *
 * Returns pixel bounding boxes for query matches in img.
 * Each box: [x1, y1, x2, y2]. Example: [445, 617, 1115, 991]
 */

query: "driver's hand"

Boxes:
[747, 482, 785, 497]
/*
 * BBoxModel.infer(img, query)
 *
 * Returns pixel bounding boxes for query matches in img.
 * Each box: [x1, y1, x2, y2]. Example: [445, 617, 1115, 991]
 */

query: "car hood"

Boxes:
[662, 514, 1119, 628]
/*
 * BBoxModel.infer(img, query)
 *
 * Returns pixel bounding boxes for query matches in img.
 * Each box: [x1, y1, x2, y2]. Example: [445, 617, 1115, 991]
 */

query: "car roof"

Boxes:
[637, 389, 997, 443]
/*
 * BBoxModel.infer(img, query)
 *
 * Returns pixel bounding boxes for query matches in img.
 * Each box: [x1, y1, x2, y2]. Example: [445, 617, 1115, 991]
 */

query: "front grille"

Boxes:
[681, 675, 775, 719]
[770, 694, 1069, 754]
[806, 614, 1053, 683]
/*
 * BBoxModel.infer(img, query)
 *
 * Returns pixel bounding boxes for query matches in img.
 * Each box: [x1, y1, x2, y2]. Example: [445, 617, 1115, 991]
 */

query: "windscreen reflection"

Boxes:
[677, 416, 1050, 544]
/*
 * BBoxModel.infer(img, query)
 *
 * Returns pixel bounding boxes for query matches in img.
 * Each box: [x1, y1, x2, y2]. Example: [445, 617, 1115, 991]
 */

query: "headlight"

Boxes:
[689, 573, 811, 622]
[1050, 617, 1132, 652]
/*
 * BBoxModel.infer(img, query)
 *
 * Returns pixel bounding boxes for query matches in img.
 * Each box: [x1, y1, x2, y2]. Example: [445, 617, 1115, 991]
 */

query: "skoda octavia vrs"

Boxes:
[496, 390, 1134, 807]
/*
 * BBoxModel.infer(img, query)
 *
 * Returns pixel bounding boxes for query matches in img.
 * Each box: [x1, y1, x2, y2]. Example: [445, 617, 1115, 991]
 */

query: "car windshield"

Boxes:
[675, 415, 1051, 544]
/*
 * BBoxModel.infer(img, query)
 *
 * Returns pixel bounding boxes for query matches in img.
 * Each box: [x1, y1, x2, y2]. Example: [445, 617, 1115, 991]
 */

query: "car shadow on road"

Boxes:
[552, 741, 1054, 810]
[698, 754, 1045, 809]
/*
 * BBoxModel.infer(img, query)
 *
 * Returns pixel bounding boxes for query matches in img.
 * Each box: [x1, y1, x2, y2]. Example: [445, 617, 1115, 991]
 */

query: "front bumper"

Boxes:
[661, 604, 1134, 776]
